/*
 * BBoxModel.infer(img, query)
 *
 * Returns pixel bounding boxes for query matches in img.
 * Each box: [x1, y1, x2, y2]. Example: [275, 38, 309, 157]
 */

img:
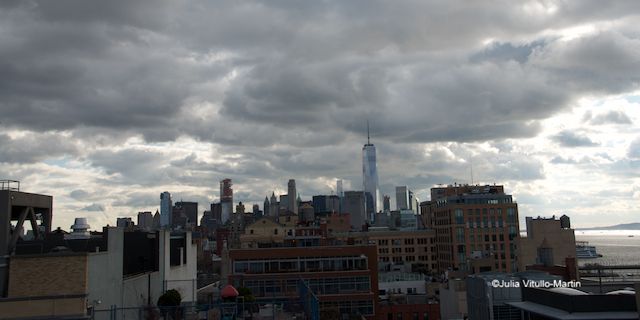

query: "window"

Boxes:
[454, 209, 464, 224]
[507, 208, 516, 223]
[274, 228, 278, 235]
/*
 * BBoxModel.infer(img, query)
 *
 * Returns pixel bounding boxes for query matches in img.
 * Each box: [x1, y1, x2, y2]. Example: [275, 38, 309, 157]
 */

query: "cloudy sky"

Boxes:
[2, 0, 640, 230]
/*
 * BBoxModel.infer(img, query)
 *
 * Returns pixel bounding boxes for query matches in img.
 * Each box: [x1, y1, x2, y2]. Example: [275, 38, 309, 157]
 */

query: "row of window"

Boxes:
[233, 256, 368, 274]
[242, 277, 371, 298]
[320, 300, 374, 316]
[387, 311, 430, 320]
[377, 237, 433, 246]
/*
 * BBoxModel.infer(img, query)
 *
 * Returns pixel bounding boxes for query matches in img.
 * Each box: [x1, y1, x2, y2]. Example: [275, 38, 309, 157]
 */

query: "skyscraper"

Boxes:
[160, 191, 172, 228]
[269, 192, 278, 218]
[343, 191, 366, 230]
[263, 196, 270, 216]
[383, 195, 390, 212]
[362, 122, 380, 222]
[174, 201, 198, 228]
[220, 178, 233, 224]
[287, 179, 298, 214]
[137, 211, 153, 230]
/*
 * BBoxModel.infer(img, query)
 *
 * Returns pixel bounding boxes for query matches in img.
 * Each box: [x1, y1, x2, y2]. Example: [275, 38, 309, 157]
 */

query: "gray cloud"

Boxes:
[69, 189, 90, 200]
[0, 132, 77, 163]
[628, 138, 640, 159]
[82, 203, 105, 212]
[586, 110, 633, 125]
[551, 131, 598, 147]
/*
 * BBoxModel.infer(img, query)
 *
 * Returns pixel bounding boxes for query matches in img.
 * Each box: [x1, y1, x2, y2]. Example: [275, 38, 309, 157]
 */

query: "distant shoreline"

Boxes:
[575, 222, 640, 231]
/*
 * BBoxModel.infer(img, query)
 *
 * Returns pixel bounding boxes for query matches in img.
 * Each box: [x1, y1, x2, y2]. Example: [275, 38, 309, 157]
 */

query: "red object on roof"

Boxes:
[221, 284, 239, 298]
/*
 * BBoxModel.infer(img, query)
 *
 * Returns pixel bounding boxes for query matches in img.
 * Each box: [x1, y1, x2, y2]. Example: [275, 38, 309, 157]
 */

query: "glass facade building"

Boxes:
[362, 143, 380, 222]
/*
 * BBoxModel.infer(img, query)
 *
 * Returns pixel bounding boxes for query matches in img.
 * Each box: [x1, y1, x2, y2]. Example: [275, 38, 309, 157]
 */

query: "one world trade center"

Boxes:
[362, 121, 380, 223]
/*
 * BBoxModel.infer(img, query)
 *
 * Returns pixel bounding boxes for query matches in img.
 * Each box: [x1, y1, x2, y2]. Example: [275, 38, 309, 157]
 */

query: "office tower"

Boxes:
[280, 194, 289, 212]
[269, 192, 278, 217]
[429, 184, 520, 273]
[263, 196, 270, 216]
[116, 217, 134, 228]
[412, 192, 419, 214]
[396, 186, 418, 213]
[252, 204, 260, 215]
[362, 122, 380, 221]
[383, 195, 390, 212]
[211, 202, 222, 221]
[220, 178, 233, 224]
[160, 191, 172, 228]
[336, 179, 343, 198]
[137, 211, 153, 230]
[172, 206, 187, 229]
[175, 201, 198, 227]
[396, 186, 409, 210]
[287, 179, 298, 214]
[343, 191, 366, 230]
[312, 195, 339, 214]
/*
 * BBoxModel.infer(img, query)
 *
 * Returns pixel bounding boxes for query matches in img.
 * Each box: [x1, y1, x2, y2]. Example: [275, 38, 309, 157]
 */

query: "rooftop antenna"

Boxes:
[367, 120, 370, 144]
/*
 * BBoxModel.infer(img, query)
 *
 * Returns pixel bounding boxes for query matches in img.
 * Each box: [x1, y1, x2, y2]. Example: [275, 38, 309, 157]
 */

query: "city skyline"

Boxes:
[1, 1, 640, 230]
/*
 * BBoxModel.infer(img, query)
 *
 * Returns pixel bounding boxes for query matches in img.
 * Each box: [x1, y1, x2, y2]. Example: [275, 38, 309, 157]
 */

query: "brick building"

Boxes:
[424, 184, 520, 273]
[335, 229, 437, 272]
[222, 245, 379, 319]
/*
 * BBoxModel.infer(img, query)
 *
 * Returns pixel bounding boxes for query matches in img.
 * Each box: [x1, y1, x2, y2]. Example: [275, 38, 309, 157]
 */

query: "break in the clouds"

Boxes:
[1, 0, 640, 228]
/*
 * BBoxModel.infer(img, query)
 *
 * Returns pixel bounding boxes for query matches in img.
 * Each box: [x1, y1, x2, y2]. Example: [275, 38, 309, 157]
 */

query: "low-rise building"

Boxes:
[1, 226, 197, 320]
[222, 245, 379, 319]
[517, 215, 577, 274]
[509, 286, 638, 319]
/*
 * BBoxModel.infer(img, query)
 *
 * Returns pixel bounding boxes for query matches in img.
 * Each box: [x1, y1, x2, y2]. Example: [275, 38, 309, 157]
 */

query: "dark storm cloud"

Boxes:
[2, 1, 640, 146]
[0, 0, 231, 142]
[551, 131, 598, 147]
[3, 0, 640, 223]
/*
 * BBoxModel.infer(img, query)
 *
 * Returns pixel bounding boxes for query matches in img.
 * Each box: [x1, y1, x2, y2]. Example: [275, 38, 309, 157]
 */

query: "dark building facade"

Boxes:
[174, 201, 198, 228]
